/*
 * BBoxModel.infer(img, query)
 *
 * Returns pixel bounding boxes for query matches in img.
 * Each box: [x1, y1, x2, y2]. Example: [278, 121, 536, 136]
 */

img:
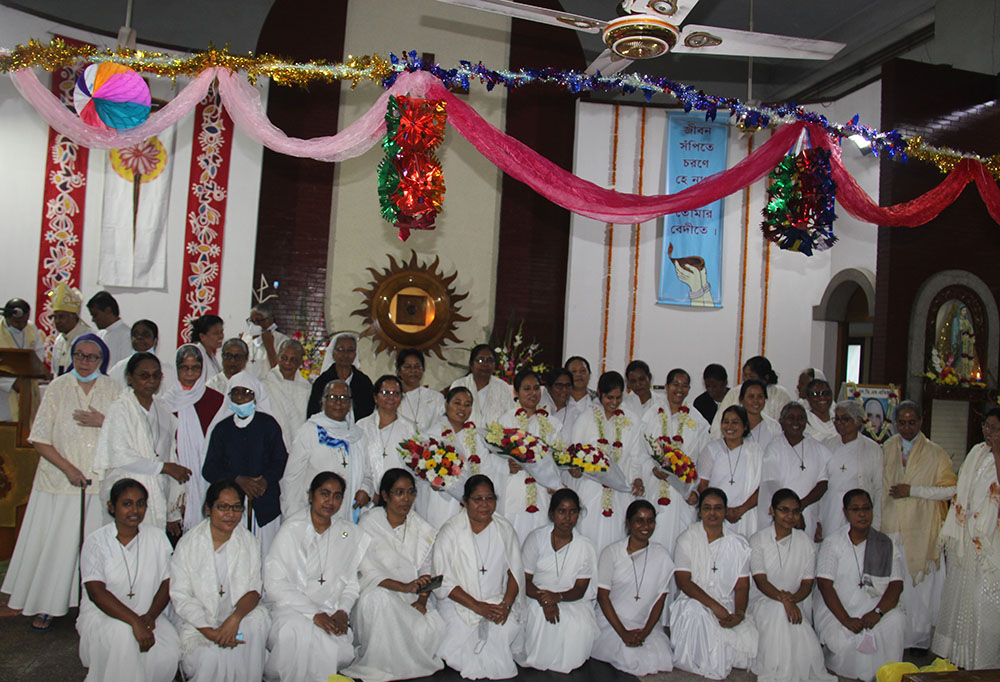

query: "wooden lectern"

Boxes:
[0, 348, 49, 559]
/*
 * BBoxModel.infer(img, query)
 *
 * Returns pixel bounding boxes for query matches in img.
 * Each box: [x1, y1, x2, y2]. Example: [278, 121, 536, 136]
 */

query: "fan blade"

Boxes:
[625, 0, 703, 26]
[433, 0, 605, 33]
[673, 24, 845, 59]
[584, 49, 634, 76]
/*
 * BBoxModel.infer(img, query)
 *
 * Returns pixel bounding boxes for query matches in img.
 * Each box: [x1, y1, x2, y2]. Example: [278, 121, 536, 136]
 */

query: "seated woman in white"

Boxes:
[699, 405, 762, 539]
[748, 489, 835, 682]
[815, 488, 905, 682]
[170, 480, 270, 682]
[417, 387, 502, 529]
[593, 499, 674, 676]
[264, 472, 371, 681]
[94, 352, 191, 534]
[516, 488, 598, 673]
[432, 474, 523, 680]
[496, 369, 564, 543]
[345, 468, 445, 682]
[78, 478, 179, 682]
[357, 374, 416, 500]
[671, 487, 758, 680]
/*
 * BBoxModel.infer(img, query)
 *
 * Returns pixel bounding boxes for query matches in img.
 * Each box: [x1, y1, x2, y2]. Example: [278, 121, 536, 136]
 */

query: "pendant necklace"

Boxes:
[473, 526, 492, 577]
[117, 535, 140, 599]
[403, 391, 421, 427]
[318, 524, 334, 585]
[379, 419, 396, 458]
[794, 441, 806, 471]
[630, 544, 649, 601]
[851, 540, 865, 589]
[726, 444, 743, 486]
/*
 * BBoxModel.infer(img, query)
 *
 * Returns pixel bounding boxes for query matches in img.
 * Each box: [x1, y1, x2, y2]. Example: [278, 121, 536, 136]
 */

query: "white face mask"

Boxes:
[246, 323, 263, 337]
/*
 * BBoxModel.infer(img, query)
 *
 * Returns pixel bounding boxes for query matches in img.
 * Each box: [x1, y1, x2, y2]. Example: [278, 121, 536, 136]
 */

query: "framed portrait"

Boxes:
[838, 383, 900, 444]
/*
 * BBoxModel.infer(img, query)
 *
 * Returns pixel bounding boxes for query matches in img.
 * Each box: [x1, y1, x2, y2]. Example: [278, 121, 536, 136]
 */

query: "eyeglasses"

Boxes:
[333, 346, 356, 354]
[468, 495, 497, 504]
[982, 422, 1000, 433]
[389, 488, 417, 498]
[325, 394, 351, 402]
[229, 387, 255, 399]
[378, 389, 401, 397]
[245, 316, 268, 326]
[213, 503, 245, 513]
[222, 352, 248, 361]
[474, 356, 496, 365]
[773, 506, 802, 515]
[72, 351, 101, 363]
[809, 390, 832, 398]
[551, 382, 572, 389]
[832, 415, 854, 423]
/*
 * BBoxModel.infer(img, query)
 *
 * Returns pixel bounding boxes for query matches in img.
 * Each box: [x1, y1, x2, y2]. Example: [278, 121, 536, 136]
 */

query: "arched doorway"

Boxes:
[813, 268, 876, 396]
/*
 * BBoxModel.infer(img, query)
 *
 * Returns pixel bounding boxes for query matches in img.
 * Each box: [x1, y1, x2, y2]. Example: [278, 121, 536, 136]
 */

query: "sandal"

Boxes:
[30, 614, 53, 632]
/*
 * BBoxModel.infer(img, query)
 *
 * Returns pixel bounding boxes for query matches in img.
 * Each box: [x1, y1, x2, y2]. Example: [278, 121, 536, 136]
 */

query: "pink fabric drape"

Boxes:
[11, 66, 218, 149]
[11, 67, 1000, 227]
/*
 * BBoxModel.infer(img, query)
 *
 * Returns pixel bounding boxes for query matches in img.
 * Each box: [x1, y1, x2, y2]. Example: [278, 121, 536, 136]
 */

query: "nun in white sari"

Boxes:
[748, 489, 835, 682]
[593, 500, 674, 675]
[516, 489, 598, 673]
[78, 479, 179, 682]
[672, 488, 758, 680]
[264, 472, 371, 681]
[280, 379, 371, 521]
[345, 468, 445, 682]
[356, 374, 417, 501]
[698, 406, 763, 539]
[432, 475, 524, 680]
[170, 481, 270, 682]
[94, 352, 188, 533]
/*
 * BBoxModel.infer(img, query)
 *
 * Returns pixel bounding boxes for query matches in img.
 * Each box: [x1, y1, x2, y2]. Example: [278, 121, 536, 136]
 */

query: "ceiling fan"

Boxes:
[434, 0, 845, 76]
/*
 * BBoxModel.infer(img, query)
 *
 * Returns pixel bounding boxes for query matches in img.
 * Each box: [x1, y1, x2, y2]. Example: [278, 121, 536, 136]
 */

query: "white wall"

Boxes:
[565, 81, 881, 392]
[0, 5, 265, 362]
[329, 0, 510, 388]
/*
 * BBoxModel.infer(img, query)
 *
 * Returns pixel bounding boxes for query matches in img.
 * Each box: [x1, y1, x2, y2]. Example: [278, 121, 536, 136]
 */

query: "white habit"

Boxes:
[762, 436, 831, 539]
[449, 373, 514, 427]
[399, 385, 446, 434]
[356, 412, 416, 498]
[821, 435, 884, 536]
[699, 438, 763, 538]
[78, 524, 180, 682]
[261, 365, 311, 450]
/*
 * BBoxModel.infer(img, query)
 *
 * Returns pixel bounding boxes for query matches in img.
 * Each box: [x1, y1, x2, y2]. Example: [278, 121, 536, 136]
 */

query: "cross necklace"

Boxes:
[378, 419, 398, 458]
[117, 535, 139, 599]
[793, 441, 806, 471]
[473, 526, 492, 576]
[318, 525, 335, 585]
[630, 545, 649, 601]
[726, 444, 743, 486]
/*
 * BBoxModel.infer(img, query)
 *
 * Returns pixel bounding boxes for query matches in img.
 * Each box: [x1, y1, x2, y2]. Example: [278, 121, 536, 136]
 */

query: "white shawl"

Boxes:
[93, 390, 179, 528]
[357, 506, 437, 593]
[170, 518, 263, 630]
[432, 511, 524, 627]
[938, 442, 1000, 574]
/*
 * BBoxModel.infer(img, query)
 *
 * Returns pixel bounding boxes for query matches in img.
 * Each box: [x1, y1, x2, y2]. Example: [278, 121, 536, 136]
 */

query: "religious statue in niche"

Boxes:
[928, 300, 983, 386]
[352, 251, 469, 358]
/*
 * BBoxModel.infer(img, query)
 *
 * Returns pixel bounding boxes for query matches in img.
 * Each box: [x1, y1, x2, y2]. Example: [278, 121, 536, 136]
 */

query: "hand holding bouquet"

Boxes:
[398, 437, 464, 489]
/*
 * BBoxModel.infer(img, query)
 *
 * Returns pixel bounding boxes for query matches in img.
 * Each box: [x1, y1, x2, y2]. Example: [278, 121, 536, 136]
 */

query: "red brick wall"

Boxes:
[492, 4, 587, 368]
[252, 0, 348, 338]
[873, 59, 1000, 392]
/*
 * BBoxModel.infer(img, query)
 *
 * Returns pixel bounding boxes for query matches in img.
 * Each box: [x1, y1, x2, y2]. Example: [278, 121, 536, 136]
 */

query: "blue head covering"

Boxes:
[68, 333, 111, 376]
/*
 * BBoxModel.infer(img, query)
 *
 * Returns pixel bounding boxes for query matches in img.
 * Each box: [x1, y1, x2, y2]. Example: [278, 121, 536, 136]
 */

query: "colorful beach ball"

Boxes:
[73, 63, 151, 130]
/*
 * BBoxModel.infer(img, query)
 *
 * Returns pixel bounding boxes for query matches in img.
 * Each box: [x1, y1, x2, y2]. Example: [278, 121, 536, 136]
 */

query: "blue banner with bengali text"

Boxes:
[658, 113, 729, 307]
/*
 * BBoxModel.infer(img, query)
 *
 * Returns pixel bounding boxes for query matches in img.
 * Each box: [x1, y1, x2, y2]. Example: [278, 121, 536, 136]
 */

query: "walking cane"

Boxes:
[78, 478, 91, 605]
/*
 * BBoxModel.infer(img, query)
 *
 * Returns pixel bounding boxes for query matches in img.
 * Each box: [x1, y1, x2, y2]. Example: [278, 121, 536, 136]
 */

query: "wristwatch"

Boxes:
[874, 607, 884, 616]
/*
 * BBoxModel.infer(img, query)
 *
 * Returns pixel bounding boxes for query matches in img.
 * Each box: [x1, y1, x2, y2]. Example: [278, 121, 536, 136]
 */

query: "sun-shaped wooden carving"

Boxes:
[352, 251, 470, 359]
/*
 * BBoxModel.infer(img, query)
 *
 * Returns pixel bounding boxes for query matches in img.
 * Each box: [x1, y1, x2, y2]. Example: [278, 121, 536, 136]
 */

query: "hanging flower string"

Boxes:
[377, 94, 447, 240]
[761, 147, 838, 256]
[6, 39, 1000, 176]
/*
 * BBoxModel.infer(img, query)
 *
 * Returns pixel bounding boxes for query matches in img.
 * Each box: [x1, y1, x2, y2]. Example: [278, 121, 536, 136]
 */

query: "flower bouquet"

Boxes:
[646, 434, 699, 501]
[485, 423, 562, 490]
[398, 437, 466, 499]
[553, 443, 610, 473]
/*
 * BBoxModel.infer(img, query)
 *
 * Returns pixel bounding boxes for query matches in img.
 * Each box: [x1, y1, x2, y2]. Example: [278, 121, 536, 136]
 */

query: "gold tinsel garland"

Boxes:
[3, 39, 1000, 178]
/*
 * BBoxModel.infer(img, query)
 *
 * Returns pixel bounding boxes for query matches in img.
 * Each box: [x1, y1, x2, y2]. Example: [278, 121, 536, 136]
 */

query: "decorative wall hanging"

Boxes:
[352, 251, 469, 358]
[761, 147, 837, 256]
[73, 62, 150, 130]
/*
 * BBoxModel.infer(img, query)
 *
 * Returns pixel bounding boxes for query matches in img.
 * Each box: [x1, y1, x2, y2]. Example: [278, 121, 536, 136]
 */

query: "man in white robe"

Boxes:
[815, 491, 905, 682]
[261, 339, 311, 449]
[264, 508, 370, 681]
[48, 283, 91, 376]
[822, 400, 883, 538]
[240, 302, 288, 381]
[87, 290, 132, 368]
[762, 403, 830, 540]
[880, 401, 956, 649]
[0, 298, 45, 422]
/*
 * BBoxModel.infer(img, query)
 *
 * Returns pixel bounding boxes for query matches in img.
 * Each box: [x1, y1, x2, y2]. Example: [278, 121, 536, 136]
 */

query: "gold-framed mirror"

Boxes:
[352, 251, 469, 358]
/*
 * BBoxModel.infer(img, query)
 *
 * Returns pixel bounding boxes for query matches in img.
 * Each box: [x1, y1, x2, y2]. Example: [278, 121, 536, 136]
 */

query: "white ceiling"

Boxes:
[3, 0, 936, 103]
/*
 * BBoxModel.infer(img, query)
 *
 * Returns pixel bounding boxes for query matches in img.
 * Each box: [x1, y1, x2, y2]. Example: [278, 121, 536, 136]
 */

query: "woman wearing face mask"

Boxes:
[202, 371, 287, 555]
[2, 334, 120, 632]
[264, 472, 370, 681]
[94, 352, 191, 536]
[161, 345, 226, 532]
